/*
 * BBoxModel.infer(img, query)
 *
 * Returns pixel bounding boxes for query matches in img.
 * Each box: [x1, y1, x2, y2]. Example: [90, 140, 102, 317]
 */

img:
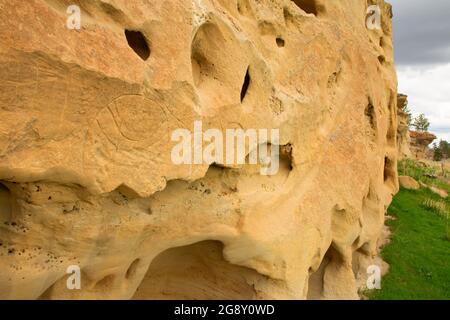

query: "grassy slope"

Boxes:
[369, 188, 450, 300]
[399, 159, 450, 194]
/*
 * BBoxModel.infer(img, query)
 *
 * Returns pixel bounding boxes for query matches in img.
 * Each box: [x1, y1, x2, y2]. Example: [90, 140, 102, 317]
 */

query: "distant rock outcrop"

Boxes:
[410, 131, 437, 160]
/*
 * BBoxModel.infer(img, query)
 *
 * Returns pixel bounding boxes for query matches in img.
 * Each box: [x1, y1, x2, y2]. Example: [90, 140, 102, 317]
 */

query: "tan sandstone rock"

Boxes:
[0, 0, 398, 300]
[397, 94, 412, 159]
[410, 131, 437, 160]
[398, 176, 420, 190]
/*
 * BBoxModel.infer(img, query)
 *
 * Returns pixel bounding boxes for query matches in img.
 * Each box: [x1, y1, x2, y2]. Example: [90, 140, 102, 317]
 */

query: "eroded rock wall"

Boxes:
[397, 94, 412, 159]
[0, 0, 398, 299]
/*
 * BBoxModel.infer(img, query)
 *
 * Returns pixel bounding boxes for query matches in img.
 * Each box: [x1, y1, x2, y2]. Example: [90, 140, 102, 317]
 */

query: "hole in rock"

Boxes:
[124, 30, 150, 61]
[292, 0, 319, 15]
[280, 144, 294, 172]
[133, 241, 262, 300]
[307, 245, 341, 300]
[383, 156, 395, 183]
[365, 99, 377, 132]
[378, 55, 386, 64]
[240, 68, 251, 102]
[386, 93, 397, 144]
[276, 37, 285, 47]
[0, 183, 12, 222]
[126, 259, 141, 279]
[191, 22, 245, 108]
[383, 157, 389, 181]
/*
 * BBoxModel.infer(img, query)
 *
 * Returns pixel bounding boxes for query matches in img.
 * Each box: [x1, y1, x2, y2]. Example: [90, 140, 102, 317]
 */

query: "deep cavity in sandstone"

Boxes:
[0, 0, 398, 300]
[124, 30, 151, 61]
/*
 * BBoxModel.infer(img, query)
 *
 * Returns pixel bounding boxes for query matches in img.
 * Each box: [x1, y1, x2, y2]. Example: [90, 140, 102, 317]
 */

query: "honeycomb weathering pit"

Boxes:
[124, 30, 151, 61]
[0, 0, 397, 299]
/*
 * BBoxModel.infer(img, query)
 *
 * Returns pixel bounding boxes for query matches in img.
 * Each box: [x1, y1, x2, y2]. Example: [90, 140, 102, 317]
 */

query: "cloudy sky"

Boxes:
[390, 0, 450, 142]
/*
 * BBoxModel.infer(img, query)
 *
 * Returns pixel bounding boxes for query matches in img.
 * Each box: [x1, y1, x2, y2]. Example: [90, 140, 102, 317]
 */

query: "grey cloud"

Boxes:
[390, 0, 450, 65]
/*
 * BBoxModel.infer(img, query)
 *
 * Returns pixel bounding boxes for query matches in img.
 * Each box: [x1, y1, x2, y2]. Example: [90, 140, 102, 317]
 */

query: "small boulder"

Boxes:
[399, 176, 420, 190]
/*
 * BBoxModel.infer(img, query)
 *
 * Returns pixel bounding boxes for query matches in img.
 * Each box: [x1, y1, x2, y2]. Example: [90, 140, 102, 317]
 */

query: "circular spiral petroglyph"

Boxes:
[95, 94, 169, 146]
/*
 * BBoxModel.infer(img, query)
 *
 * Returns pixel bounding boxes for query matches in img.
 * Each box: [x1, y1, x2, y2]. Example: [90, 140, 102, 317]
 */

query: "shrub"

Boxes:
[413, 113, 430, 132]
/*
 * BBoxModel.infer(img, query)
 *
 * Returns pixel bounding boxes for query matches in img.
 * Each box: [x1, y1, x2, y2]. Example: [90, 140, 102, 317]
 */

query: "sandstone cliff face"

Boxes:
[0, 0, 398, 299]
[397, 94, 412, 159]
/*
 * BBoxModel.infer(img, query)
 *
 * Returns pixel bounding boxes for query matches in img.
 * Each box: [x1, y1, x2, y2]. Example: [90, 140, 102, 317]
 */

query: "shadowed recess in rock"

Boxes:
[133, 241, 261, 300]
[292, 0, 319, 15]
[241, 67, 251, 102]
[124, 30, 150, 61]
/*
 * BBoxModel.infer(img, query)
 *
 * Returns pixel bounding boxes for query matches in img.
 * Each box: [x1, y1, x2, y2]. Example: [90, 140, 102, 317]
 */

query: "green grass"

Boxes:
[422, 198, 448, 217]
[399, 159, 450, 194]
[369, 187, 450, 300]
